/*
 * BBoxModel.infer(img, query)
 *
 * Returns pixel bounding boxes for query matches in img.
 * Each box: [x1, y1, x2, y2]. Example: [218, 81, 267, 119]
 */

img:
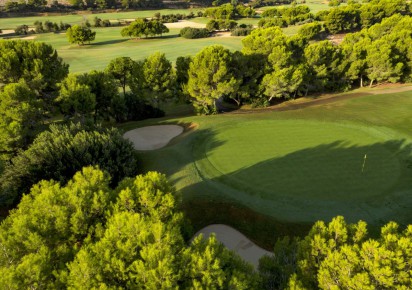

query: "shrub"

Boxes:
[15, 25, 29, 35]
[297, 21, 322, 40]
[180, 27, 210, 39]
[0, 123, 139, 206]
[231, 26, 254, 36]
[258, 18, 288, 28]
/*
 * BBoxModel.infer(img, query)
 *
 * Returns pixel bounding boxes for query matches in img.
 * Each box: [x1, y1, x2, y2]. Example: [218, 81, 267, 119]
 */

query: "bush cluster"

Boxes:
[33, 20, 71, 33]
[153, 12, 196, 23]
[260, 5, 314, 27]
[231, 25, 254, 36]
[204, 3, 256, 20]
[121, 18, 169, 38]
[206, 19, 238, 31]
[180, 27, 210, 39]
[93, 17, 112, 27]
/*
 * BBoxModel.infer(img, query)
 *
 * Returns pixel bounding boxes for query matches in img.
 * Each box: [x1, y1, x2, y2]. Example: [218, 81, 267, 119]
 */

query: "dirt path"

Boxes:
[193, 224, 273, 268]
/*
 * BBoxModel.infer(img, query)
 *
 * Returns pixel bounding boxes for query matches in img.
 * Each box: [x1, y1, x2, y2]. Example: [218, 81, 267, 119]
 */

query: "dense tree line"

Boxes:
[1, 0, 163, 12]
[181, 14, 412, 114]
[321, 0, 411, 34]
[0, 167, 259, 288]
[33, 20, 71, 33]
[204, 3, 256, 20]
[260, 5, 314, 27]
[0, 40, 169, 151]
[250, 0, 292, 8]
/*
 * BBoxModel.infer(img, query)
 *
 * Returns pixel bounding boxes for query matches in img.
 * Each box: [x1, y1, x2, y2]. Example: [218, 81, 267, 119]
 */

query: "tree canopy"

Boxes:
[0, 123, 138, 206]
[187, 45, 238, 114]
[66, 25, 96, 46]
[140, 52, 176, 107]
[121, 19, 169, 39]
[0, 40, 68, 93]
[0, 81, 41, 158]
[0, 167, 259, 289]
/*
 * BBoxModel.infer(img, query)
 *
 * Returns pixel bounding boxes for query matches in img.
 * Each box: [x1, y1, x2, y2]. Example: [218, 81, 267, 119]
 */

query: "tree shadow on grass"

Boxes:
[92, 39, 129, 46]
[182, 138, 412, 248]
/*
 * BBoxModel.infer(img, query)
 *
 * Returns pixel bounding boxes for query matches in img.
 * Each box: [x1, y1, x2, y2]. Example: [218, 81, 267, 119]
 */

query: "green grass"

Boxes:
[258, 0, 339, 14]
[0, 9, 203, 30]
[125, 89, 412, 248]
[16, 22, 300, 72]
[32, 27, 243, 72]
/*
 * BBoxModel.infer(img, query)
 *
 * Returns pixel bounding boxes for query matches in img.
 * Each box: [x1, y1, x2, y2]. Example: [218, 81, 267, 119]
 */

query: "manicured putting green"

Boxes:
[195, 119, 408, 223]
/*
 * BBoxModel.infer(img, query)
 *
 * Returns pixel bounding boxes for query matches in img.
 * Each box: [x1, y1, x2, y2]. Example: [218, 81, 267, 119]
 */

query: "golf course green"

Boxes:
[132, 89, 412, 245]
[195, 120, 406, 223]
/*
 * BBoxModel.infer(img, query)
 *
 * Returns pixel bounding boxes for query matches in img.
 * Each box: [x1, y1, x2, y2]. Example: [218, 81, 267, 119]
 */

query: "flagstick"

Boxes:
[362, 154, 367, 173]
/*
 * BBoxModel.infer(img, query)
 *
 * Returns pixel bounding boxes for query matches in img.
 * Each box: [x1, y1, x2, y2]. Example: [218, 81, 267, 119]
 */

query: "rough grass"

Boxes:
[124, 89, 412, 249]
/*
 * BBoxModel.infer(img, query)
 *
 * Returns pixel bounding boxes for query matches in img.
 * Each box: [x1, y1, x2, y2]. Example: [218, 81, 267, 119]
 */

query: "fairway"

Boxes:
[32, 27, 243, 72]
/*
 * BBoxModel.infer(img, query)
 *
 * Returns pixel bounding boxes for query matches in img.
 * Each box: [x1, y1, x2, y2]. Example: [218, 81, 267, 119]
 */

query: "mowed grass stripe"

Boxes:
[204, 120, 400, 203]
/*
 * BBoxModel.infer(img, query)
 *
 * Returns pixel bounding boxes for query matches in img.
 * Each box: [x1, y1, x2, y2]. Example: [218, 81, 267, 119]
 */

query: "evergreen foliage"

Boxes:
[66, 25, 96, 46]
[187, 45, 239, 114]
[0, 82, 42, 158]
[0, 40, 68, 93]
[179, 27, 210, 39]
[0, 168, 259, 288]
[0, 123, 138, 206]
[121, 19, 169, 39]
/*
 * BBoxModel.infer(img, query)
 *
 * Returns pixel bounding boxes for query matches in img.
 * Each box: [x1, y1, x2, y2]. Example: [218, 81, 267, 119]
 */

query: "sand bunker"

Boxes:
[193, 224, 273, 268]
[165, 20, 206, 29]
[123, 125, 183, 150]
[0, 29, 14, 35]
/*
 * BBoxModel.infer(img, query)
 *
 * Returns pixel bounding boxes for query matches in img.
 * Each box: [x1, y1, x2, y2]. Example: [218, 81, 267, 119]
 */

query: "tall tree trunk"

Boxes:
[369, 79, 374, 88]
[360, 75, 363, 88]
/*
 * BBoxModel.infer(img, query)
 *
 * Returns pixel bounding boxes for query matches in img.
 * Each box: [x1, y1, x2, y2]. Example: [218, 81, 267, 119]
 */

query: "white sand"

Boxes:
[20, 35, 37, 40]
[165, 20, 206, 29]
[213, 31, 232, 38]
[123, 125, 183, 150]
[193, 224, 273, 268]
[0, 29, 14, 34]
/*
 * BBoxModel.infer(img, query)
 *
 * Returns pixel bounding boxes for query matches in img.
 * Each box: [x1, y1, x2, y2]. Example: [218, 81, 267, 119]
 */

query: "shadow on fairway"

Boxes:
[183, 138, 412, 243]
[92, 39, 129, 46]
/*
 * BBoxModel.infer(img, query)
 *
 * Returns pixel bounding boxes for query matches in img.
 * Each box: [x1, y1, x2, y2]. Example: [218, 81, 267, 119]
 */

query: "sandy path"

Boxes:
[193, 224, 273, 268]
[123, 125, 183, 150]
